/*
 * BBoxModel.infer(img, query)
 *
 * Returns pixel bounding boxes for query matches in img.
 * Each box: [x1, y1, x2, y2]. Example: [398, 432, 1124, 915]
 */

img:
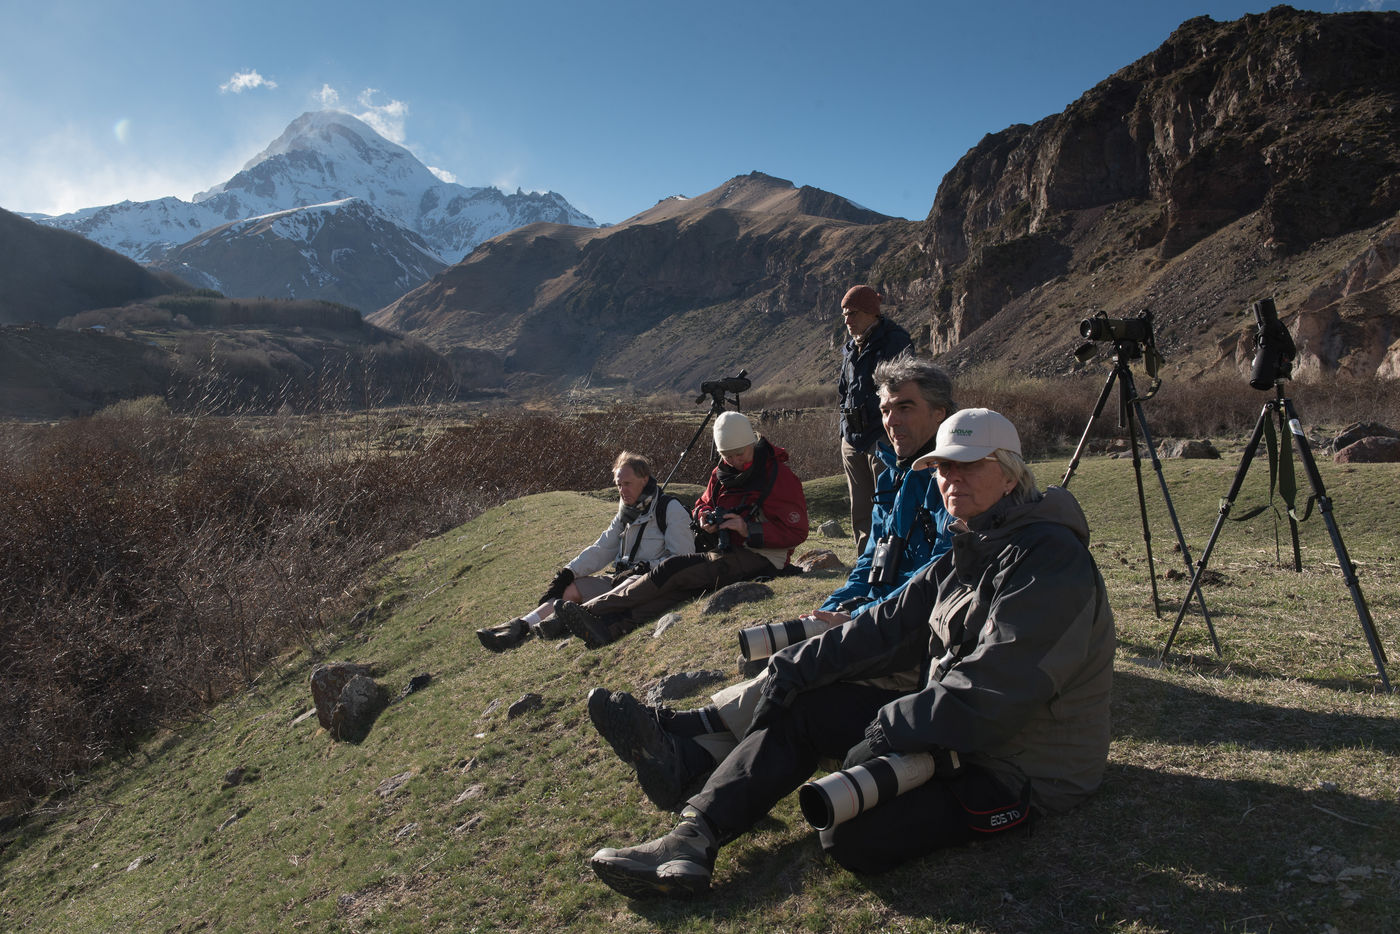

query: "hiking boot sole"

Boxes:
[590, 851, 710, 898]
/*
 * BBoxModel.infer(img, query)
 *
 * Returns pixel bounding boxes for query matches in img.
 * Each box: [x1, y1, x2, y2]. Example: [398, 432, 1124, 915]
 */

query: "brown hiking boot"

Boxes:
[590, 807, 717, 898]
[475, 617, 531, 652]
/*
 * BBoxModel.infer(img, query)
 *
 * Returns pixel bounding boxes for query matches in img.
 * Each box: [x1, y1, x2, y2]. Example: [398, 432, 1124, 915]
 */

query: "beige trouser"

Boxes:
[692, 676, 764, 762]
[842, 437, 881, 555]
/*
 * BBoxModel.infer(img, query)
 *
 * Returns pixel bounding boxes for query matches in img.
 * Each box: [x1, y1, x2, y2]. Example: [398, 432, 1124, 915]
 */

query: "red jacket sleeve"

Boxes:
[755, 462, 809, 550]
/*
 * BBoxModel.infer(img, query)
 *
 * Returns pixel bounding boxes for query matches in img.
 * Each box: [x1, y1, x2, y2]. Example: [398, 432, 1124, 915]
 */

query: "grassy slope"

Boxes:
[2, 459, 1399, 933]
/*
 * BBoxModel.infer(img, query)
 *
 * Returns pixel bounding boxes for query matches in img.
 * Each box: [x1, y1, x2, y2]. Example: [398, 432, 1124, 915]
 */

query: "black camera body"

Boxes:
[701, 508, 733, 552]
[1248, 297, 1297, 390]
[867, 534, 906, 586]
[1080, 310, 1153, 344]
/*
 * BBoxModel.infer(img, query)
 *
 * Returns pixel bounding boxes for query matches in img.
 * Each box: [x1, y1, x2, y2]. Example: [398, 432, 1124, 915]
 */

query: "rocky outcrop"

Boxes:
[902, 6, 1400, 377]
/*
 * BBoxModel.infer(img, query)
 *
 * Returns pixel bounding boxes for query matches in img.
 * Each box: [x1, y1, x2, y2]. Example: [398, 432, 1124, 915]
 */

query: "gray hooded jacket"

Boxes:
[768, 486, 1115, 813]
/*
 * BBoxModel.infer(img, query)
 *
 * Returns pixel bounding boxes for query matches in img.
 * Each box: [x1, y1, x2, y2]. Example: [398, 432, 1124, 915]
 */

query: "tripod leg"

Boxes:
[1162, 403, 1272, 660]
[1122, 384, 1162, 617]
[659, 408, 719, 491]
[1132, 397, 1218, 646]
[1061, 368, 1118, 488]
[1276, 404, 1304, 572]
[1281, 400, 1391, 691]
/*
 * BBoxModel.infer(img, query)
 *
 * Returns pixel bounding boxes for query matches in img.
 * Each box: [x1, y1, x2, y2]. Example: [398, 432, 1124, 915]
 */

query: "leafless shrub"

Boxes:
[5, 373, 1392, 805]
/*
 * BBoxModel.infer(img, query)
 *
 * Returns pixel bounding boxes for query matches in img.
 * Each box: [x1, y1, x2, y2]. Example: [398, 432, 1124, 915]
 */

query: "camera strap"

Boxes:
[930, 589, 978, 682]
[1233, 411, 1308, 523]
[620, 493, 680, 567]
[952, 773, 1033, 835]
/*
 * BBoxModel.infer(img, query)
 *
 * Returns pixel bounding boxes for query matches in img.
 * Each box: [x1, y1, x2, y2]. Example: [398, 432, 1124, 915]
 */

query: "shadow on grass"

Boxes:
[1114, 666, 1400, 752]
[598, 668, 1399, 931]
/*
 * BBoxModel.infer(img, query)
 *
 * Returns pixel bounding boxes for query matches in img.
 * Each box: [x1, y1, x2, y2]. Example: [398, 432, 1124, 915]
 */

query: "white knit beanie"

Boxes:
[713, 411, 758, 452]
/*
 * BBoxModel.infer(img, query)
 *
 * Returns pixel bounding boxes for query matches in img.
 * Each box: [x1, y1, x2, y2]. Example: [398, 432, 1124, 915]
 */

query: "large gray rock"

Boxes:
[309, 662, 376, 731]
[645, 670, 727, 705]
[701, 581, 773, 614]
[330, 675, 388, 743]
[793, 549, 845, 572]
[1163, 439, 1220, 459]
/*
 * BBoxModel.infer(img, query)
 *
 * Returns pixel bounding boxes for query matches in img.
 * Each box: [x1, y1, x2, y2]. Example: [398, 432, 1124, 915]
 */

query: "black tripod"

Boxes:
[1062, 340, 1216, 635]
[1161, 382, 1391, 690]
[658, 369, 750, 494]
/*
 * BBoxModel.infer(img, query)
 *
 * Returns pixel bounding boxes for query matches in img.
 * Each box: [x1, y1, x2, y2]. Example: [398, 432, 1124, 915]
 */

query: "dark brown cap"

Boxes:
[841, 285, 882, 316]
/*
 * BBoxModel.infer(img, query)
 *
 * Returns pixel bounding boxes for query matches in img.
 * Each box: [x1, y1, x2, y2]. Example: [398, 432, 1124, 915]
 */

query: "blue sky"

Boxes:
[1, 0, 1392, 226]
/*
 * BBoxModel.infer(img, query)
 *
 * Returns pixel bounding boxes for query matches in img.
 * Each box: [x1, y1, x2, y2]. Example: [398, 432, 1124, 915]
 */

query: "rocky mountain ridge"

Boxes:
[369, 171, 905, 390]
[889, 4, 1400, 381]
[376, 5, 1400, 395]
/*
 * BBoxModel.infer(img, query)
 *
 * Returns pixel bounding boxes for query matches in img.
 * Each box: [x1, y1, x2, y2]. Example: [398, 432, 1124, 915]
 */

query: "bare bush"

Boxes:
[5, 373, 1392, 805]
[0, 403, 724, 803]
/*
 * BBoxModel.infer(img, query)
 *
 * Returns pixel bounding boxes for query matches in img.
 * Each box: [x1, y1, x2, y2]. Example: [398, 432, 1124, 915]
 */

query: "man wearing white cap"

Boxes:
[588, 407, 1114, 898]
[556, 411, 809, 648]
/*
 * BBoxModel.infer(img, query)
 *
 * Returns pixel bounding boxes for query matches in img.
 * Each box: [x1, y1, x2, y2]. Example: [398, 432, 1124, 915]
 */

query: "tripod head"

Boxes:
[660, 368, 752, 494]
[1074, 309, 1164, 400]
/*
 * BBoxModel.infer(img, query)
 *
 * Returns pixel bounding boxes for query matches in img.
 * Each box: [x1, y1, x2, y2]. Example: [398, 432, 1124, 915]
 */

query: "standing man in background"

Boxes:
[838, 284, 911, 554]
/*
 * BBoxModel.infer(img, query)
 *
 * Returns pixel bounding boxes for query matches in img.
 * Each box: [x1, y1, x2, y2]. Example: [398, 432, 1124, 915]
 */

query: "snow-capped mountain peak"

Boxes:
[27, 110, 598, 304]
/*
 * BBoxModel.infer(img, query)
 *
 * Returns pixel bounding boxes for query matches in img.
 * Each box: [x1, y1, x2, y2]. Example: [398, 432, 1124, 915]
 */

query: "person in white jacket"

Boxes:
[476, 451, 694, 651]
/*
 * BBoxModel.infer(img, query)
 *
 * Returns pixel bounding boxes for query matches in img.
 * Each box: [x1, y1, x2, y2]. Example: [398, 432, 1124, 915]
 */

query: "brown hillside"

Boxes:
[887, 5, 1400, 380]
[370, 172, 910, 392]
[0, 208, 189, 326]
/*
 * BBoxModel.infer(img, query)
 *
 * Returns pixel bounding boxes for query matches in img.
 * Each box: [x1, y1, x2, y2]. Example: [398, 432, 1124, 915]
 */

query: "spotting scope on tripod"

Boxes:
[1062, 310, 1214, 629]
[657, 369, 751, 493]
[1161, 298, 1391, 690]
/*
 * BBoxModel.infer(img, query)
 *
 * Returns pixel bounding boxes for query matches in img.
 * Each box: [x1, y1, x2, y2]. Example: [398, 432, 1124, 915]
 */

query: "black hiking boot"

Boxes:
[587, 688, 715, 811]
[476, 617, 531, 652]
[590, 806, 718, 898]
[556, 601, 626, 649]
[532, 604, 569, 640]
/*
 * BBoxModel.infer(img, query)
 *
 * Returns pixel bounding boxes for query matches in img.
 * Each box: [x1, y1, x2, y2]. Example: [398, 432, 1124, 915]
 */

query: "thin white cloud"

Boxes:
[316, 84, 340, 108]
[3, 124, 225, 215]
[427, 166, 457, 184]
[354, 89, 408, 144]
[220, 70, 278, 94]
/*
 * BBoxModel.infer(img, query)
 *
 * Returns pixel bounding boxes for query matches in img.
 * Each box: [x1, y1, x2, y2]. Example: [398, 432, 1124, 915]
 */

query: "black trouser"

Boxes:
[687, 682, 1023, 874]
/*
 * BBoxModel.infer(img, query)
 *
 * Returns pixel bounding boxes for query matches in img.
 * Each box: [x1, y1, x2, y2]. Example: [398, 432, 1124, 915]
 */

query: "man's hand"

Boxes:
[842, 720, 892, 769]
[810, 609, 851, 627]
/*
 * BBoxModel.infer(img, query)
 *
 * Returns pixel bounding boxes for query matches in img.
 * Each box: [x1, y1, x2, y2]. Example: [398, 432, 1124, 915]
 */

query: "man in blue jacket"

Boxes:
[838, 285, 912, 554]
[588, 357, 956, 810]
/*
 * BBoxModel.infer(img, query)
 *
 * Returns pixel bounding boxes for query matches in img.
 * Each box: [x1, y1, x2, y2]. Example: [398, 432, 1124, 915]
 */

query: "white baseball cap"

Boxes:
[912, 408, 1021, 468]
